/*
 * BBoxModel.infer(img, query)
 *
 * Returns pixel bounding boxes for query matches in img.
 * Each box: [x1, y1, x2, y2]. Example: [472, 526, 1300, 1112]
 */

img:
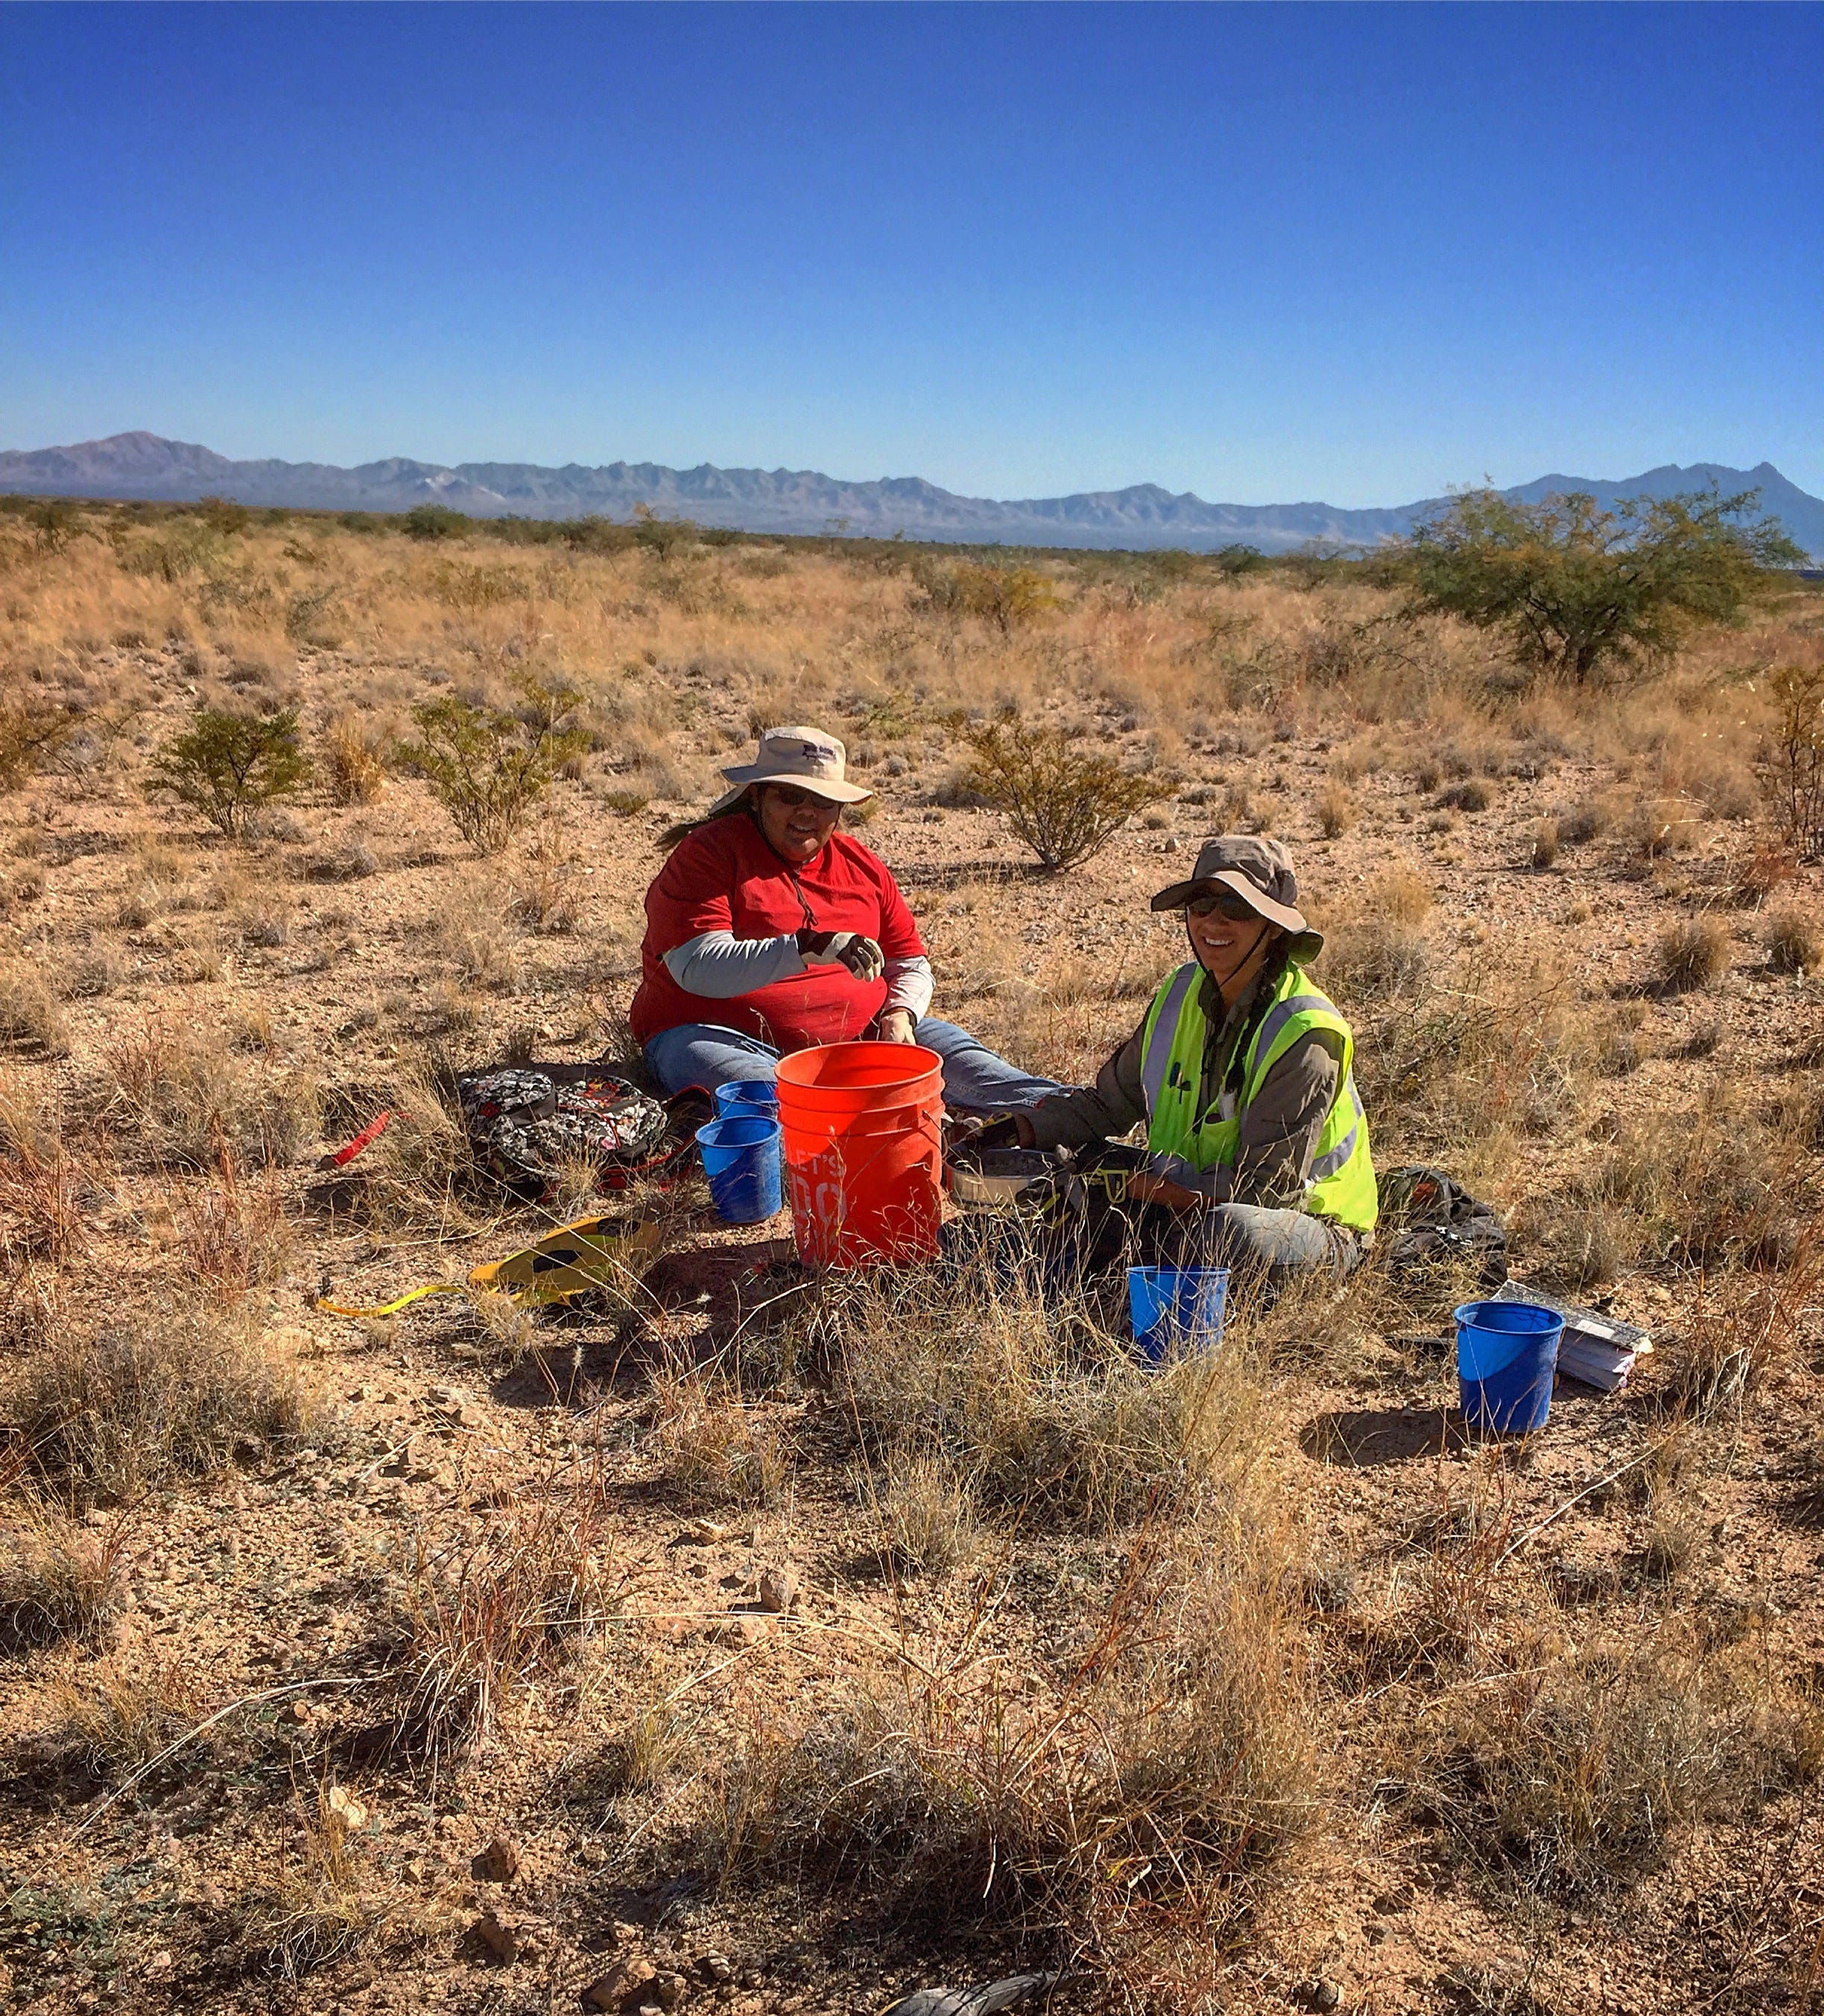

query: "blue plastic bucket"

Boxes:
[695, 1116, 783, 1225]
[714, 1078, 780, 1122]
[1454, 1299, 1563, 1435]
[1127, 1266, 1229, 1365]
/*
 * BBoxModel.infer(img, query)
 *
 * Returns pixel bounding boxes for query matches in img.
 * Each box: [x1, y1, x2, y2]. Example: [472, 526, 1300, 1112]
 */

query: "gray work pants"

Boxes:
[1152, 1201, 1362, 1283]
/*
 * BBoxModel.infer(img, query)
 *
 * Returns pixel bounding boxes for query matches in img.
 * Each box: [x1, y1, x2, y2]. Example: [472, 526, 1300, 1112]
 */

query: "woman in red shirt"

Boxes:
[631, 725, 1065, 1113]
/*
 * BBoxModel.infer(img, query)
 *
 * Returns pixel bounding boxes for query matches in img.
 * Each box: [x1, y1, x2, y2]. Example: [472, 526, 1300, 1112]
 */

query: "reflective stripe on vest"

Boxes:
[1140, 963, 1200, 1117]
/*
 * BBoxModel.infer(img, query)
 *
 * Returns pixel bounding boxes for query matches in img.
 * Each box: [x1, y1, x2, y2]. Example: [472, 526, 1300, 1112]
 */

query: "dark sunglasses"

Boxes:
[764, 783, 840, 813]
[1185, 888, 1262, 923]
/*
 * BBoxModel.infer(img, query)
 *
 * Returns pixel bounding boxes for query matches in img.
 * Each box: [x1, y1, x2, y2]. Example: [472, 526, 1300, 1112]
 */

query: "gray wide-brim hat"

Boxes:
[706, 724, 876, 817]
[1150, 834, 1324, 961]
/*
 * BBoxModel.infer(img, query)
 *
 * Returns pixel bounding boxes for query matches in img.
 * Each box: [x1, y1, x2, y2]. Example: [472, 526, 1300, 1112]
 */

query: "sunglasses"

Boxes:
[764, 783, 841, 813]
[1185, 889, 1263, 923]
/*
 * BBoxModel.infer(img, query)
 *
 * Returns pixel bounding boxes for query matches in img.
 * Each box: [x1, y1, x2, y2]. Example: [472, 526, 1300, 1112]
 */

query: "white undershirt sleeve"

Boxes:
[881, 955, 934, 1020]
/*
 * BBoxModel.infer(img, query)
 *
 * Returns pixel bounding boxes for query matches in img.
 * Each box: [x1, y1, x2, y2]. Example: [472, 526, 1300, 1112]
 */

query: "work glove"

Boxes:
[796, 928, 885, 983]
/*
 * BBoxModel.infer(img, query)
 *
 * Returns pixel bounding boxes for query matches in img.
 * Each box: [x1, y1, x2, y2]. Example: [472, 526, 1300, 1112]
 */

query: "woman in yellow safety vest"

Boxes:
[992, 835, 1376, 1280]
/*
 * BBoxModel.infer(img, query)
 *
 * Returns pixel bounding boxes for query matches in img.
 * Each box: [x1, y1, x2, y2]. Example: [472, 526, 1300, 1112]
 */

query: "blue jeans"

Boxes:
[642, 1018, 1069, 1113]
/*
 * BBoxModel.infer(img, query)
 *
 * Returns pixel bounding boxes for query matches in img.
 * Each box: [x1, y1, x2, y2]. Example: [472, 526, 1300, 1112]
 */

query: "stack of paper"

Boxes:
[1489, 1281, 1653, 1393]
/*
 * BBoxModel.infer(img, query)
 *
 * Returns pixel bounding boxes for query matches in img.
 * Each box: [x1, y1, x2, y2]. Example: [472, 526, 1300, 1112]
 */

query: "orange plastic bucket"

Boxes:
[775, 1042, 944, 1266]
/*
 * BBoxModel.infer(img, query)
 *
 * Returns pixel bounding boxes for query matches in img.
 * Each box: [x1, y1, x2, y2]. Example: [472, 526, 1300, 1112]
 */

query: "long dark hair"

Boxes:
[657, 788, 759, 854]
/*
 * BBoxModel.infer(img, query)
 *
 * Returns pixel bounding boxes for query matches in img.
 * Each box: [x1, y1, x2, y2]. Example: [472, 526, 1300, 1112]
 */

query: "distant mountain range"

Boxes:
[2, 432, 1820, 557]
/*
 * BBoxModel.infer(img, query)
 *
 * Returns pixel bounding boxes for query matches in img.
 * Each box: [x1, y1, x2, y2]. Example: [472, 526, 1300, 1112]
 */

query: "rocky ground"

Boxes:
[0, 514, 1820, 2015]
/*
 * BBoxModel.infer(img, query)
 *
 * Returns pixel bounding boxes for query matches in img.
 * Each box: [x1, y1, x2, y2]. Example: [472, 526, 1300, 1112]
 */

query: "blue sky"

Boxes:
[2, 3, 1820, 505]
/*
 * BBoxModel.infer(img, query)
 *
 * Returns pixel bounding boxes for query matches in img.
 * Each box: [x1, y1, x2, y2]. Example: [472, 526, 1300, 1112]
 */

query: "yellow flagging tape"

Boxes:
[314, 1212, 665, 1321]
[313, 1281, 467, 1319]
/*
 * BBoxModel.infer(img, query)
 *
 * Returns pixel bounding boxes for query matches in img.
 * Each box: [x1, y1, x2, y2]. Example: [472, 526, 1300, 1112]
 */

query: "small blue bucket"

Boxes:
[714, 1078, 779, 1122]
[1127, 1265, 1229, 1365]
[696, 1115, 783, 1225]
[1455, 1299, 1563, 1435]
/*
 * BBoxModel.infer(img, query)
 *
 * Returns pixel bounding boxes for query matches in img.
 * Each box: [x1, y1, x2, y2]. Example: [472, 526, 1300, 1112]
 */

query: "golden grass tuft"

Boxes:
[1652, 915, 1731, 993]
[0, 1502, 124, 1650]
[14, 1301, 335, 1502]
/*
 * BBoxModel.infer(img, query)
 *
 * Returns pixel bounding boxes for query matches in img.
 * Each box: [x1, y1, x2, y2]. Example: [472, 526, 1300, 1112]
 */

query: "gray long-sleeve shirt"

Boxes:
[662, 932, 935, 1019]
[1025, 966, 1344, 1210]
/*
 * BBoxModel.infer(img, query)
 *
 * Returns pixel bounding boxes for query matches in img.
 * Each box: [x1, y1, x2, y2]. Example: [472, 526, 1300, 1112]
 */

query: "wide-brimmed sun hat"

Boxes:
[1150, 834, 1324, 960]
[706, 724, 875, 816]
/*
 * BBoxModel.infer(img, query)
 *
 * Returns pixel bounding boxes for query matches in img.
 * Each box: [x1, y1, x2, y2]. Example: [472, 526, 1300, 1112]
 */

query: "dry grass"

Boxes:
[375, 1488, 619, 1770]
[101, 1019, 318, 1171]
[819, 1258, 1262, 1530]
[319, 712, 387, 804]
[0, 1502, 124, 1650]
[13, 1301, 334, 1502]
[45, 1655, 206, 1775]
[1, 506, 1823, 2008]
[1652, 916, 1732, 993]
[0, 958, 70, 1057]
[651, 1367, 788, 1510]
[872, 1457, 979, 1577]
[1415, 1622, 1815, 1896]
[698, 1522, 1315, 1980]
[1764, 905, 1820, 975]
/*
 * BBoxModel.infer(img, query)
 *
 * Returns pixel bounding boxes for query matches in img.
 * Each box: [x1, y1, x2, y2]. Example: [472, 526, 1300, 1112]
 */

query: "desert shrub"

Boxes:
[630, 502, 697, 560]
[1764, 906, 1820, 975]
[393, 688, 587, 854]
[320, 715, 387, 803]
[403, 503, 469, 540]
[959, 715, 1172, 873]
[1438, 777, 1492, 812]
[913, 560, 1059, 631]
[148, 707, 310, 838]
[1531, 818, 1561, 868]
[25, 498, 80, 554]
[1407, 486, 1800, 684]
[1652, 916, 1730, 993]
[15, 1304, 332, 1502]
[0, 690, 83, 792]
[1768, 663, 1824, 858]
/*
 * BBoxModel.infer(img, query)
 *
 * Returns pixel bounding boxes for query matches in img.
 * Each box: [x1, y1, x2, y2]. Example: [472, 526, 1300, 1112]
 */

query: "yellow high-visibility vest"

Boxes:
[1137, 961, 1377, 1232]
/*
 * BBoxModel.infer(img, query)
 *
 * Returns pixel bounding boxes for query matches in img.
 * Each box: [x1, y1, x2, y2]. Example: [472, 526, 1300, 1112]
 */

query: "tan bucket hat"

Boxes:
[1150, 835, 1323, 960]
[706, 724, 875, 816]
